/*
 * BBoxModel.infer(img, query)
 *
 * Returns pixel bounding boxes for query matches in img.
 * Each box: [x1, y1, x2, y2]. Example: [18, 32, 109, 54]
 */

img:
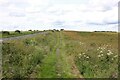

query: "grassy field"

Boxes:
[1, 31, 118, 78]
[0, 31, 41, 38]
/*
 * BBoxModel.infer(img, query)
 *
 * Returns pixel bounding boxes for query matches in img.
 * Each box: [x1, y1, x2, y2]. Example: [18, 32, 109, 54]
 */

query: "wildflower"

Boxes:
[83, 53, 85, 55]
[114, 55, 118, 58]
[101, 47, 104, 50]
[98, 55, 101, 57]
[57, 73, 61, 76]
[79, 42, 83, 45]
[107, 50, 113, 55]
[100, 51, 103, 53]
[111, 58, 114, 60]
[97, 48, 99, 50]
[110, 52, 113, 55]
[86, 56, 89, 58]
[103, 47, 106, 50]
[98, 47, 101, 49]
[10, 72, 13, 75]
[79, 54, 81, 56]
[9, 54, 11, 56]
[101, 54, 103, 56]
[84, 55, 86, 57]
[94, 65, 98, 68]
[107, 53, 111, 55]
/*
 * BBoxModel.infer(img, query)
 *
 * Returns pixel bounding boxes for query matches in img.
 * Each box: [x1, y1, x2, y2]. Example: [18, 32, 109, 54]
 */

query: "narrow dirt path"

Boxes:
[35, 31, 84, 78]
[68, 56, 84, 78]
[56, 31, 83, 78]
[38, 32, 60, 78]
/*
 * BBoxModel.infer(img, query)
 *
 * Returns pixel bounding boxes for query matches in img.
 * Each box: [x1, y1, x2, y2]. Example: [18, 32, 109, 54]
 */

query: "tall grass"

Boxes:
[2, 32, 52, 78]
[64, 31, 118, 78]
[2, 31, 118, 78]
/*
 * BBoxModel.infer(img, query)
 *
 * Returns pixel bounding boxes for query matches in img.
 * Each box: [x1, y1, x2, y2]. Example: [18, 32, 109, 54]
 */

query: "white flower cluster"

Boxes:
[79, 42, 84, 45]
[107, 50, 113, 55]
[57, 73, 61, 76]
[97, 46, 106, 51]
[98, 54, 104, 58]
[78, 53, 85, 56]
[96, 46, 115, 58]
[78, 52, 89, 59]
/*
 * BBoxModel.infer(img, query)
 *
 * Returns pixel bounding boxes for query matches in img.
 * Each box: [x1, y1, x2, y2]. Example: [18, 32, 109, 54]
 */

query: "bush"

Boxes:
[15, 30, 21, 33]
[60, 29, 64, 31]
[28, 30, 32, 31]
[2, 31, 10, 35]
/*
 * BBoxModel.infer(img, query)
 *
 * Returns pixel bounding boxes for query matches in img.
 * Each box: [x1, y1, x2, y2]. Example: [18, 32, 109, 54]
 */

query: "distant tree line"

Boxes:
[1, 29, 65, 35]
[45, 29, 64, 32]
[94, 31, 116, 32]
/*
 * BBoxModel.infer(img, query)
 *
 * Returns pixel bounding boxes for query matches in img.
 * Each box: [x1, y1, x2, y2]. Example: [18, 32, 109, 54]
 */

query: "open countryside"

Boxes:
[1, 30, 118, 78]
[0, 0, 119, 79]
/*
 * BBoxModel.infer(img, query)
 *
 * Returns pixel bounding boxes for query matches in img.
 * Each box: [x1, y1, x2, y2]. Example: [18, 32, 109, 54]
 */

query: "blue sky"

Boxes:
[0, 0, 119, 31]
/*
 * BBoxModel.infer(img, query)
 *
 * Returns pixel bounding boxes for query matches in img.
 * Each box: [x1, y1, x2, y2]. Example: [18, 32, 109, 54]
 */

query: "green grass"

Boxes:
[1, 31, 42, 38]
[63, 31, 118, 78]
[0, 33, 2, 38]
[1, 31, 118, 78]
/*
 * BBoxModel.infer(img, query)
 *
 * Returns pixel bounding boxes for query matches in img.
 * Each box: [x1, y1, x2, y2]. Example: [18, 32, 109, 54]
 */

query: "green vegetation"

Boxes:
[0, 33, 2, 38]
[1, 31, 118, 78]
[0, 30, 41, 38]
[64, 31, 118, 78]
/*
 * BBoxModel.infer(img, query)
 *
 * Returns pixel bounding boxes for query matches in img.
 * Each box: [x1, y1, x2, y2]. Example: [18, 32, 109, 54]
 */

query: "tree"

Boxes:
[15, 30, 21, 33]
[28, 30, 32, 31]
[2, 31, 10, 35]
[61, 29, 64, 31]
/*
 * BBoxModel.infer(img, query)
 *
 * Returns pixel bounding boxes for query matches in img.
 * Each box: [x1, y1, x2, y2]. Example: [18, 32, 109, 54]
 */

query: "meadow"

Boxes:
[1, 30, 118, 78]
[0, 30, 41, 38]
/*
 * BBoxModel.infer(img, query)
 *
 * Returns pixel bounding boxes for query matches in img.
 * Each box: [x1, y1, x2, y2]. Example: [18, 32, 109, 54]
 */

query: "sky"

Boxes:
[0, 0, 119, 31]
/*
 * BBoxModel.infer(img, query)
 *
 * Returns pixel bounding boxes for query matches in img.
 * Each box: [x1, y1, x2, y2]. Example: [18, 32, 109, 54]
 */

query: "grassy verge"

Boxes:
[2, 32, 50, 78]
[1, 31, 42, 38]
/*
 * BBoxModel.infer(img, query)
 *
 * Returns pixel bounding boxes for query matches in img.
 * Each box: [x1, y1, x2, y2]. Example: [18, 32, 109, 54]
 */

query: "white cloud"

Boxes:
[0, 0, 119, 31]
